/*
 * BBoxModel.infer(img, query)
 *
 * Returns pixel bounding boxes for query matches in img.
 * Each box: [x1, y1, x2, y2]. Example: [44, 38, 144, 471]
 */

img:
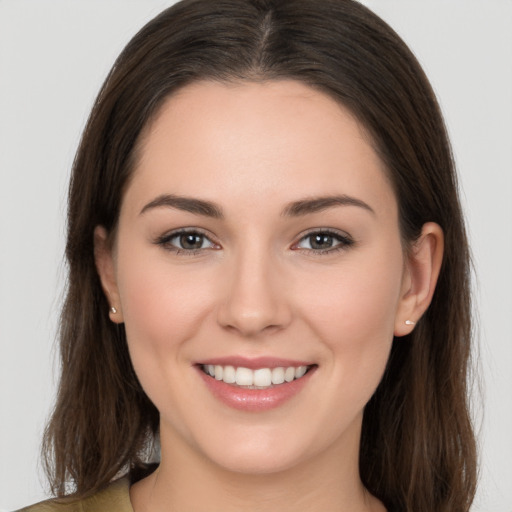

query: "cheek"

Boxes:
[114, 247, 221, 435]
[115, 245, 216, 366]
[291, 252, 404, 441]
[303, 255, 402, 333]
[297, 246, 404, 386]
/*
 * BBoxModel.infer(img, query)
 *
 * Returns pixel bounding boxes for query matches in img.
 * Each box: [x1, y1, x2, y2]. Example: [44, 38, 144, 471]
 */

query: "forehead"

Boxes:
[125, 80, 396, 219]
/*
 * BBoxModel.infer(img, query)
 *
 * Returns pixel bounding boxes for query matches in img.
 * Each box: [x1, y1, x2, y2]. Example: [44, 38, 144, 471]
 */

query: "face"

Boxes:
[97, 80, 415, 476]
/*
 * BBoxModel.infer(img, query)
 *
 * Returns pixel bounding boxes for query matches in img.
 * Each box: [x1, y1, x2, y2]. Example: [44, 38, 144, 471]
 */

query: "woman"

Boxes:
[20, 0, 476, 511]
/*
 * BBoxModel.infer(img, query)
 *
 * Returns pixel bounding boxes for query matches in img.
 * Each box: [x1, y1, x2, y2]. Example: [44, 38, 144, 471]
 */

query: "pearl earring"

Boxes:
[405, 320, 415, 325]
[110, 306, 117, 314]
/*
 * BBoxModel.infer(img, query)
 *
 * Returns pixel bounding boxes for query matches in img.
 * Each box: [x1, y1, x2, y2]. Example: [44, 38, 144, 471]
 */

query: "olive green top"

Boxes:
[17, 477, 133, 512]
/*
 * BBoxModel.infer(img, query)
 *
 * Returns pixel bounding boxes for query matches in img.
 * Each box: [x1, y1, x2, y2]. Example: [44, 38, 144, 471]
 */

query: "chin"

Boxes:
[186, 417, 356, 477]
[207, 444, 310, 476]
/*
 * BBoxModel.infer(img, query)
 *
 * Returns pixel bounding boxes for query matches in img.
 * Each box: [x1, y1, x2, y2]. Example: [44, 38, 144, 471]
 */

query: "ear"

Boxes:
[94, 226, 124, 324]
[394, 222, 444, 336]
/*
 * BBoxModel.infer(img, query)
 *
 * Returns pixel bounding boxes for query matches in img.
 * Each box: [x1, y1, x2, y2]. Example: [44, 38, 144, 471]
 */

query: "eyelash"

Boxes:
[155, 228, 219, 256]
[155, 228, 354, 256]
[292, 229, 355, 256]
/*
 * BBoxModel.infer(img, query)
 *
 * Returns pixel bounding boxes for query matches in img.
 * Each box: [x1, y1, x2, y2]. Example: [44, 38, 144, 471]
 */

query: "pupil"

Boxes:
[311, 234, 332, 249]
[180, 233, 203, 249]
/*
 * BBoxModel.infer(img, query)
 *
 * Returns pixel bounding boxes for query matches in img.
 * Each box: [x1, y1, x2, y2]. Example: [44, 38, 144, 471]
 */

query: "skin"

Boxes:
[95, 80, 443, 512]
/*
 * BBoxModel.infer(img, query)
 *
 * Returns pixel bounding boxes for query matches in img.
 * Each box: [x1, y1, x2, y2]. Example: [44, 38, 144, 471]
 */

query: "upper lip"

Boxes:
[196, 356, 315, 370]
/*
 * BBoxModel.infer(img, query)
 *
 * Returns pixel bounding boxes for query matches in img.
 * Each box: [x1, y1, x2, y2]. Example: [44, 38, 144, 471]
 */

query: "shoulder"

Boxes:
[15, 477, 132, 512]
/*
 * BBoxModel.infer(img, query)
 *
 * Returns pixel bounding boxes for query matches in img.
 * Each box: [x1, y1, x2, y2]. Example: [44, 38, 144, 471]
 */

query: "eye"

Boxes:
[156, 229, 219, 254]
[293, 230, 354, 253]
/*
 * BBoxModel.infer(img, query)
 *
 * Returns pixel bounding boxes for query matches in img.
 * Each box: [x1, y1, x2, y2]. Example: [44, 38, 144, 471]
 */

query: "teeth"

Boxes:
[222, 365, 236, 383]
[284, 367, 295, 382]
[295, 366, 307, 379]
[235, 367, 253, 386]
[253, 368, 272, 387]
[271, 367, 285, 385]
[202, 364, 311, 388]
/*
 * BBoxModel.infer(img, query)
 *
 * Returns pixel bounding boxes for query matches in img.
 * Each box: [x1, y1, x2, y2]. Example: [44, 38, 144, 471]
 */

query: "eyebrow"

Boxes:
[140, 194, 224, 218]
[139, 193, 375, 218]
[281, 195, 375, 217]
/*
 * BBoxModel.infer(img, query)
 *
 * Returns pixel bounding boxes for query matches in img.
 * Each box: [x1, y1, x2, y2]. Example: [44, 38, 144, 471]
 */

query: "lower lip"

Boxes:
[196, 366, 316, 412]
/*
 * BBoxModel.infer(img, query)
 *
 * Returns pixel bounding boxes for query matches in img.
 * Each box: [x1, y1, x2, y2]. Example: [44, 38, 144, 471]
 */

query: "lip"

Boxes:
[195, 362, 317, 412]
[196, 356, 314, 370]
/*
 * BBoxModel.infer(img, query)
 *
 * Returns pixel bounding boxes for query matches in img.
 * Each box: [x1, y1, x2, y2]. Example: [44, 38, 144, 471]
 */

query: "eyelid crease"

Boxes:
[293, 227, 354, 242]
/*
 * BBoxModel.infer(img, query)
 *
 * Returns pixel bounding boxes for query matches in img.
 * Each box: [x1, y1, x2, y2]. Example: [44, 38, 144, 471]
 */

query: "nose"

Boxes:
[216, 247, 292, 338]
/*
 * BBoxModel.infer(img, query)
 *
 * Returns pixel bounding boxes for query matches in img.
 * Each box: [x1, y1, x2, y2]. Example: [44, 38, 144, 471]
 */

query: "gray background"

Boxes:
[1, 1, 511, 510]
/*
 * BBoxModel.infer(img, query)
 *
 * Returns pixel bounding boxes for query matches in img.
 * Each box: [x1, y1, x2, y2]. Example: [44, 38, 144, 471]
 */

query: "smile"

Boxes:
[201, 364, 311, 389]
[196, 358, 317, 411]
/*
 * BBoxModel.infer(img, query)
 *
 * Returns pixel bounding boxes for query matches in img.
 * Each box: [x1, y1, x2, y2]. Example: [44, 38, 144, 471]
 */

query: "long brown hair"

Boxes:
[43, 1, 477, 510]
